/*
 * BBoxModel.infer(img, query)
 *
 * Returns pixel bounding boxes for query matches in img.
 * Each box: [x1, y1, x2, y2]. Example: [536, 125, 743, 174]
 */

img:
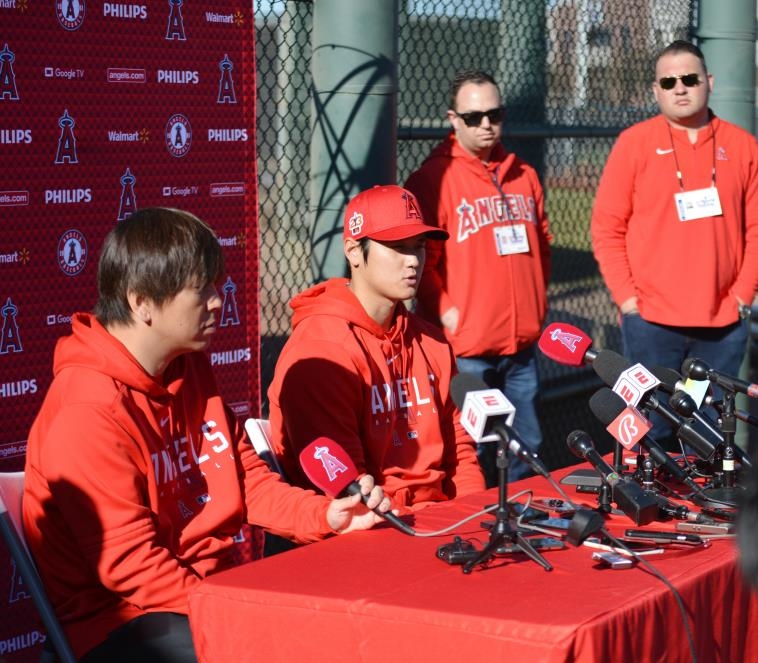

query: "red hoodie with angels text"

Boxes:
[23, 313, 334, 659]
[268, 278, 484, 511]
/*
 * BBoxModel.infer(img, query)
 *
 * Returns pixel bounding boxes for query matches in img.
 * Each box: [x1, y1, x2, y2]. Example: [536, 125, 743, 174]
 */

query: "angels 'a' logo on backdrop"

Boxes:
[217, 54, 237, 104]
[57, 229, 87, 276]
[118, 167, 137, 220]
[56, 0, 86, 31]
[0, 297, 23, 355]
[165, 114, 192, 158]
[55, 109, 78, 164]
[166, 0, 186, 41]
[220, 276, 240, 327]
[0, 44, 19, 101]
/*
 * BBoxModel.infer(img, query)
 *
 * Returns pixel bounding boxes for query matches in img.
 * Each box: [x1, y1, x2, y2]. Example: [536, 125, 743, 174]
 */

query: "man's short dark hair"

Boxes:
[94, 207, 224, 326]
[448, 70, 498, 111]
[656, 40, 707, 73]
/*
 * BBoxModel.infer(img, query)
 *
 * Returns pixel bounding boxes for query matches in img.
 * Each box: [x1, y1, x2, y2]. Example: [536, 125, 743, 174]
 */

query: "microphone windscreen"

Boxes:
[591, 349, 631, 385]
[649, 366, 682, 393]
[588, 387, 626, 425]
[299, 437, 359, 498]
[537, 322, 593, 367]
[450, 373, 488, 410]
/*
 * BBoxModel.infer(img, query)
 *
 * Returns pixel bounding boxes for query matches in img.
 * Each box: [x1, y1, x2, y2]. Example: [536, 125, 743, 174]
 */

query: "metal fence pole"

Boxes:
[309, 0, 399, 280]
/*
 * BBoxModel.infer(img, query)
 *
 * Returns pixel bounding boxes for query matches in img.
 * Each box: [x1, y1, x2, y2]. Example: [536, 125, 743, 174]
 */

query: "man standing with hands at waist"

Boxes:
[591, 40, 758, 440]
[405, 70, 552, 485]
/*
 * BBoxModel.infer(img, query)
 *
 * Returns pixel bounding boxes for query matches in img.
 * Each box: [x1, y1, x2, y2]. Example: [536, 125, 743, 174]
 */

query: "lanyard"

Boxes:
[667, 122, 716, 191]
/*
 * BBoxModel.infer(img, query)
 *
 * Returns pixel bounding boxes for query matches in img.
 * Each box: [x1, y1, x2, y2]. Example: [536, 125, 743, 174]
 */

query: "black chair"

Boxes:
[0, 471, 77, 662]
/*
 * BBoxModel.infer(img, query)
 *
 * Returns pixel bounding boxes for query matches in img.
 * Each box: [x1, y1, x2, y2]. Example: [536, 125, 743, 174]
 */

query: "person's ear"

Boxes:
[127, 290, 152, 324]
[344, 238, 362, 269]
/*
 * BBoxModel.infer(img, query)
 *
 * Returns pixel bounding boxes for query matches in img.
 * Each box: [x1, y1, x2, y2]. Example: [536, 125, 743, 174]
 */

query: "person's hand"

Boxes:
[325, 475, 393, 534]
[440, 305, 460, 333]
[619, 297, 638, 315]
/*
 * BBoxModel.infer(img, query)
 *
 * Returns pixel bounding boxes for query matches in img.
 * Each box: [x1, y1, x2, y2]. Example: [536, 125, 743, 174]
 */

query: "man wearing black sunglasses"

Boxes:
[405, 70, 552, 486]
[591, 40, 758, 443]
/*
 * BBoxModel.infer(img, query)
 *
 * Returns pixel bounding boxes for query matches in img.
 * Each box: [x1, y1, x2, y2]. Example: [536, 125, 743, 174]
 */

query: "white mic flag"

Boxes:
[460, 388, 516, 442]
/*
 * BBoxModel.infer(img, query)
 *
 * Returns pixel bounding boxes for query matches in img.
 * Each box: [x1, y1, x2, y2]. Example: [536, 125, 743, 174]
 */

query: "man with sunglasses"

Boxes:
[591, 40, 758, 443]
[405, 70, 552, 485]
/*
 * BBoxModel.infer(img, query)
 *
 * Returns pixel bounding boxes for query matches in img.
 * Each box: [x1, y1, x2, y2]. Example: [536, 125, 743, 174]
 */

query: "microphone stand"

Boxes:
[697, 391, 742, 507]
[463, 439, 552, 574]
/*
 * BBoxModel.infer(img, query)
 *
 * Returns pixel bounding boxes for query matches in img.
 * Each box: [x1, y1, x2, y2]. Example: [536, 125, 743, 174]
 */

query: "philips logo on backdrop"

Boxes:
[210, 347, 250, 367]
[44, 188, 92, 205]
[56, 0, 85, 30]
[157, 70, 198, 84]
[165, 114, 192, 158]
[57, 229, 88, 276]
[103, 3, 147, 19]
[207, 128, 247, 142]
[0, 129, 31, 144]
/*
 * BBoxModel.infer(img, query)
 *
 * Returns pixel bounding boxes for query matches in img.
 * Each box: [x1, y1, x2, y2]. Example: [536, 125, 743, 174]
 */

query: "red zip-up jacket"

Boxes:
[405, 133, 552, 357]
[592, 114, 758, 326]
[23, 313, 334, 659]
[268, 278, 484, 511]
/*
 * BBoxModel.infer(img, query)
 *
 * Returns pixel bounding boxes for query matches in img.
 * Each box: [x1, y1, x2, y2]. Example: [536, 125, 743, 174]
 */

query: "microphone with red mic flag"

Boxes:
[537, 322, 597, 367]
[299, 437, 416, 536]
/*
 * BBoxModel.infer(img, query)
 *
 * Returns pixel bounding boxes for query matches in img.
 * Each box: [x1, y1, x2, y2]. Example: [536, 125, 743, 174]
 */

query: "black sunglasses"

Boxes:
[453, 106, 505, 127]
[658, 73, 701, 90]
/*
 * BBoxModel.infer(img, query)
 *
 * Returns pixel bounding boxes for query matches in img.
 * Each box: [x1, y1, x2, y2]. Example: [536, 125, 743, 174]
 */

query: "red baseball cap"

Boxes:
[343, 185, 449, 242]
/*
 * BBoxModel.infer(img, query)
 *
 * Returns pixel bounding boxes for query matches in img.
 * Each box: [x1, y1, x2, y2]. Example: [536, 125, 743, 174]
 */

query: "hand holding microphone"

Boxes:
[299, 437, 416, 536]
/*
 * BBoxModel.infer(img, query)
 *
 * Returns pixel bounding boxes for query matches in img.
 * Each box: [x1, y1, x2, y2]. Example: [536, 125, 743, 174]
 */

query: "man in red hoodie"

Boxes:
[23, 208, 389, 662]
[405, 70, 552, 485]
[268, 185, 485, 513]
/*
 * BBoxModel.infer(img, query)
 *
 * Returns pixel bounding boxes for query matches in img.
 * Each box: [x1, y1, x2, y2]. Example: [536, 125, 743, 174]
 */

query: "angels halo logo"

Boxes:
[57, 0, 86, 31]
[57, 229, 87, 276]
[165, 113, 192, 158]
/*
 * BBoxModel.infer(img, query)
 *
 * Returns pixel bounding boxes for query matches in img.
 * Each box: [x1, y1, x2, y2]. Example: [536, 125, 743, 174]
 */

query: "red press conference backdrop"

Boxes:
[1, 2, 260, 659]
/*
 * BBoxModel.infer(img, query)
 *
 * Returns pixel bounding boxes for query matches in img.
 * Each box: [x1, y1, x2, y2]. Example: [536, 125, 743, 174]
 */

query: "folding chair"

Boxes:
[0, 472, 77, 663]
[243, 419, 297, 556]
[244, 418, 285, 477]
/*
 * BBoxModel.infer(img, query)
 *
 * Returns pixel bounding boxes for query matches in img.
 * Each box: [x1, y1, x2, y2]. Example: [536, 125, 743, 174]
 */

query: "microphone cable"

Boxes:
[598, 528, 698, 663]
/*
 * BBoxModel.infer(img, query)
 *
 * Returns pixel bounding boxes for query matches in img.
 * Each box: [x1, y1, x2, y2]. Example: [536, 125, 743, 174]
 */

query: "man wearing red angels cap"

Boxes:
[268, 185, 485, 515]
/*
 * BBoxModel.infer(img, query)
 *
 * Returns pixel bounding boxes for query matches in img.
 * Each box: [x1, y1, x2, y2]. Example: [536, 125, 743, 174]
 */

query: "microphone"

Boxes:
[589, 387, 703, 494]
[683, 357, 758, 399]
[566, 430, 659, 525]
[450, 373, 549, 477]
[593, 351, 719, 462]
[299, 437, 416, 536]
[537, 322, 597, 367]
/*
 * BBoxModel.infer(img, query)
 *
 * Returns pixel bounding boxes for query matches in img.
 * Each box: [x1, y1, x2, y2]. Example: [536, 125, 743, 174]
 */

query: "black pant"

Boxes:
[80, 613, 197, 663]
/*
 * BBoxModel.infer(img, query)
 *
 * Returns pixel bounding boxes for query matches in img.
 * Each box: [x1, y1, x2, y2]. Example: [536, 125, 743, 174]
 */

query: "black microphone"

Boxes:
[588, 387, 704, 494]
[450, 373, 549, 477]
[566, 430, 659, 525]
[683, 357, 758, 399]
[299, 437, 416, 536]
[593, 352, 719, 462]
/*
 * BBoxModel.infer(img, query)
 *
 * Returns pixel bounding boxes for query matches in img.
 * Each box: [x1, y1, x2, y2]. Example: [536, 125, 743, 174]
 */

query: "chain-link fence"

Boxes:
[254, 0, 697, 470]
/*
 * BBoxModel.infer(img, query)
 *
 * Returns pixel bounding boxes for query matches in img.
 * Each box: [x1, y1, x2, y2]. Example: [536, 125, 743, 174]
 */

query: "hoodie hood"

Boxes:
[290, 277, 408, 342]
[421, 132, 517, 183]
[55, 312, 173, 399]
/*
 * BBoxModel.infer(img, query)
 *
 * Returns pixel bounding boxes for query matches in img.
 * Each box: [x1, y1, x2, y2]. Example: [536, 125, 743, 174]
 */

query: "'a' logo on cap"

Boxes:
[348, 211, 364, 236]
[402, 192, 422, 220]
